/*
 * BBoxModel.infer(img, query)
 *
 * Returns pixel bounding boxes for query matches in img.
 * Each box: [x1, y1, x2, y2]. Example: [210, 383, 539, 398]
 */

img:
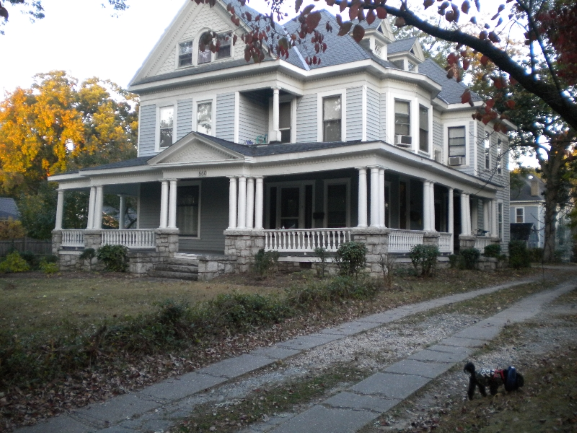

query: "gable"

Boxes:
[149, 134, 245, 165]
[132, 0, 249, 82]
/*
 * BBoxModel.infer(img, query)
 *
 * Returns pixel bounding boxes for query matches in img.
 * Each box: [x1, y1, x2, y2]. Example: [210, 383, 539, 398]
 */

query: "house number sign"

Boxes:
[198, 170, 207, 177]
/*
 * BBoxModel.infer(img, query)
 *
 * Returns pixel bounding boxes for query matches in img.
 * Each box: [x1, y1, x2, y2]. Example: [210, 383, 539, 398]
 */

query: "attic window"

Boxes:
[392, 59, 404, 70]
[198, 32, 212, 65]
[216, 32, 232, 59]
[410, 48, 415, 54]
[179, 41, 193, 67]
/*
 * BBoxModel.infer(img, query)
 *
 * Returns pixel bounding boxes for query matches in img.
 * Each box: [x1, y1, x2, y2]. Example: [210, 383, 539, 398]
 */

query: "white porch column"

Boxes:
[168, 179, 178, 229]
[254, 177, 264, 230]
[491, 199, 498, 237]
[55, 189, 64, 230]
[87, 186, 96, 229]
[370, 167, 380, 227]
[237, 176, 247, 229]
[357, 167, 368, 228]
[159, 180, 169, 229]
[423, 181, 431, 231]
[272, 88, 280, 142]
[228, 177, 238, 229]
[461, 192, 470, 235]
[246, 177, 255, 229]
[93, 185, 104, 230]
[429, 181, 436, 231]
[118, 195, 126, 230]
[448, 187, 454, 253]
[379, 167, 386, 227]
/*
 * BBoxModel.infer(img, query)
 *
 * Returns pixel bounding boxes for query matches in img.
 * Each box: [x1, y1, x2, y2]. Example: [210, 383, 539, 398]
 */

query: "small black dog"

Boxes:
[464, 362, 524, 400]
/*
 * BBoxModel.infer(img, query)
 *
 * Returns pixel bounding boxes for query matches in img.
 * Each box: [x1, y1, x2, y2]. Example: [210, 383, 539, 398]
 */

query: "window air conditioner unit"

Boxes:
[449, 156, 466, 166]
[395, 135, 412, 147]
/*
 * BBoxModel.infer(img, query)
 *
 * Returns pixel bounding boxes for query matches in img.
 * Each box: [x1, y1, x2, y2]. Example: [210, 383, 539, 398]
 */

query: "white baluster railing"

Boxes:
[438, 232, 453, 253]
[102, 230, 156, 248]
[388, 229, 425, 253]
[61, 230, 85, 247]
[474, 236, 491, 252]
[264, 228, 352, 252]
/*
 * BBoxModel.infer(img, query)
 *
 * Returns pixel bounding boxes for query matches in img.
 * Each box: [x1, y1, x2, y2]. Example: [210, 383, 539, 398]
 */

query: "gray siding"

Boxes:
[216, 93, 235, 142]
[138, 105, 156, 157]
[138, 182, 161, 228]
[379, 92, 387, 142]
[296, 94, 317, 142]
[177, 99, 193, 140]
[346, 87, 363, 141]
[366, 87, 380, 141]
[238, 93, 268, 144]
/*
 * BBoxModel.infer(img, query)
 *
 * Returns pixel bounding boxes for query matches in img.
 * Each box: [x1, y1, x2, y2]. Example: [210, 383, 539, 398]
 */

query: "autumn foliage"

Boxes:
[0, 71, 138, 195]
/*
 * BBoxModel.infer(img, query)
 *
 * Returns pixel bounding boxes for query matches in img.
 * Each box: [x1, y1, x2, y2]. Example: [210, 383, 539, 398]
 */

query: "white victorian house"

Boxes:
[49, 0, 511, 280]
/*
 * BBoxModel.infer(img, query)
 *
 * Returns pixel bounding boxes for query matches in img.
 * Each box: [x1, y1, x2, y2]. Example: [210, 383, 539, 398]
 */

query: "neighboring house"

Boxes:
[0, 198, 19, 220]
[510, 174, 573, 259]
[49, 0, 511, 279]
[510, 175, 545, 248]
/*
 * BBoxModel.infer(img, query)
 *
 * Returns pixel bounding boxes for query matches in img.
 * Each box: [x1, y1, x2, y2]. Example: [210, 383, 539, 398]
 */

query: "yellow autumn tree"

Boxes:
[0, 71, 138, 195]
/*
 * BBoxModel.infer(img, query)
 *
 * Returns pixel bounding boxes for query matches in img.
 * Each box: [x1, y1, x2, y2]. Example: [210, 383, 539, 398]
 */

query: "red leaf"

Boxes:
[486, 99, 495, 109]
[366, 9, 376, 25]
[395, 17, 406, 27]
[336, 14, 342, 25]
[337, 22, 353, 36]
[474, 0, 480, 11]
[506, 100, 516, 109]
[306, 11, 322, 31]
[447, 52, 458, 65]
[463, 58, 470, 70]
[461, 89, 471, 104]
[340, 0, 347, 12]
[470, 16, 477, 24]
[357, 8, 365, 21]
[303, 4, 315, 14]
[349, 3, 360, 21]
[244, 47, 251, 62]
[488, 31, 501, 43]
[447, 68, 455, 79]
[510, 77, 518, 85]
[352, 24, 365, 43]
[480, 55, 490, 66]
[326, 0, 335, 5]
[424, 0, 434, 9]
[245, 11, 252, 21]
[233, 34, 238, 45]
[461, 0, 470, 13]
[376, 6, 387, 18]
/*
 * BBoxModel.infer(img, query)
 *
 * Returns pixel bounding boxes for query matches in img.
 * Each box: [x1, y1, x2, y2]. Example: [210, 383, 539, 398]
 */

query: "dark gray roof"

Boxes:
[0, 197, 19, 220]
[80, 156, 154, 171]
[387, 37, 417, 54]
[510, 175, 545, 201]
[418, 58, 482, 104]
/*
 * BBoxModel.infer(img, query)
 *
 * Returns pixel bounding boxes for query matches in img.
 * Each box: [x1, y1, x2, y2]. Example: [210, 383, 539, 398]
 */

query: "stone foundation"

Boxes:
[128, 251, 162, 275]
[351, 227, 390, 278]
[459, 235, 476, 249]
[197, 255, 237, 281]
[224, 229, 265, 273]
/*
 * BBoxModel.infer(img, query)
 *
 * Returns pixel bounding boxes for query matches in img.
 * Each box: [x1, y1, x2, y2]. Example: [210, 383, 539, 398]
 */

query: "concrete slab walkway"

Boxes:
[16, 276, 576, 433]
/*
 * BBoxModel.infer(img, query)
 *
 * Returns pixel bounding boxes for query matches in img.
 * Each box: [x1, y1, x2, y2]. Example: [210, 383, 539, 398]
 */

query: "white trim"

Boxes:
[156, 101, 177, 152]
[323, 178, 351, 228]
[175, 39, 194, 69]
[445, 122, 468, 166]
[515, 206, 525, 223]
[176, 179, 202, 239]
[317, 89, 347, 142]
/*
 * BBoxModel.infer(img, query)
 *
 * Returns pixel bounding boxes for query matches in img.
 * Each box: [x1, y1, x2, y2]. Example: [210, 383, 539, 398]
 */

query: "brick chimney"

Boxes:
[530, 177, 539, 196]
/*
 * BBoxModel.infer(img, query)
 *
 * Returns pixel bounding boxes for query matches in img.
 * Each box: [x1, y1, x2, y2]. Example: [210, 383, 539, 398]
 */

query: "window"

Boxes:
[497, 139, 502, 174]
[216, 32, 231, 59]
[326, 184, 347, 228]
[419, 105, 428, 152]
[197, 32, 212, 65]
[408, 61, 416, 71]
[395, 100, 410, 137]
[498, 202, 503, 239]
[484, 132, 491, 170]
[279, 101, 291, 143]
[159, 106, 174, 148]
[197, 102, 212, 135]
[177, 185, 199, 236]
[323, 96, 341, 142]
[516, 207, 524, 223]
[448, 126, 466, 157]
[178, 41, 193, 67]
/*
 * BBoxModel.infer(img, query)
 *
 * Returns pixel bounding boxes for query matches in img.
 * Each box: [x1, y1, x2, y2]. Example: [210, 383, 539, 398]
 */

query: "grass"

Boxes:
[0, 275, 283, 335]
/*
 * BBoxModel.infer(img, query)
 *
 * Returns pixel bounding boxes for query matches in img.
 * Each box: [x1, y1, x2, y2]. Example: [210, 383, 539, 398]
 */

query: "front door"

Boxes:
[280, 187, 300, 229]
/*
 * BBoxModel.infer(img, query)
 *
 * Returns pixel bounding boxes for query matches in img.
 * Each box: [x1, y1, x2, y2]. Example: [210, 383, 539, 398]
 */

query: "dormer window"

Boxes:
[197, 31, 231, 65]
[198, 33, 212, 65]
[178, 41, 193, 67]
[216, 33, 231, 59]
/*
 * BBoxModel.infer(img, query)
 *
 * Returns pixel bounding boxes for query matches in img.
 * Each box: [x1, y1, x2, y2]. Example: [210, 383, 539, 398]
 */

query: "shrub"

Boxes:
[0, 251, 30, 273]
[528, 247, 544, 262]
[19, 251, 40, 270]
[448, 254, 459, 268]
[335, 242, 367, 277]
[460, 248, 481, 270]
[252, 249, 279, 277]
[39, 260, 59, 274]
[509, 240, 531, 269]
[483, 244, 501, 258]
[378, 253, 396, 289]
[96, 245, 129, 272]
[314, 247, 329, 278]
[409, 244, 439, 277]
[208, 292, 290, 329]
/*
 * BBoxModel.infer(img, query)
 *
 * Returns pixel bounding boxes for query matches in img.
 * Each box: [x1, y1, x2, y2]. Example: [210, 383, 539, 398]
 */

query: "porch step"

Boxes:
[148, 259, 199, 281]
